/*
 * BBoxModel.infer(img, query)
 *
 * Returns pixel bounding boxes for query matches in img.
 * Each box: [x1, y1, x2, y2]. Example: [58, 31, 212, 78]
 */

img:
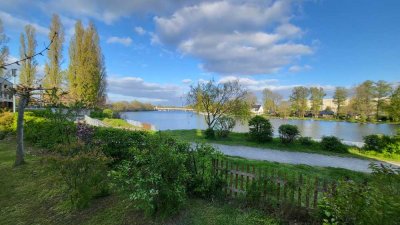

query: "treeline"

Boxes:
[263, 80, 400, 122]
[0, 15, 106, 107]
[108, 100, 155, 112]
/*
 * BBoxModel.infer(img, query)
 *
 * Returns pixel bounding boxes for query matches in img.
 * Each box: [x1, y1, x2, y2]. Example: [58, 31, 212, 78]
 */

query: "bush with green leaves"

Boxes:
[204, 127, 215, 139]
[320, 136, 348, 153]
[47, 142, 110, 209]
[298, 136, 314, 146]
[278, 124, 300, 143]
[214, 116, 236, 138]
[319, 164, 400, 225]
[90, 108, 116, 119]
[363, 134, 393, 152]
[248, 116, 273, 142]
[110, 136, 189, 215]
[0, 111, 15, 139]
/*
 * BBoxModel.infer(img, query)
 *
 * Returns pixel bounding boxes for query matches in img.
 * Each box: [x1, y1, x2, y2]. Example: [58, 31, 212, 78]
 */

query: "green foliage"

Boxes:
[19, 24, 37, 86]
[278, 124, 300, 143]
[290, 86, 309, 117]
[186, 144, 225, 199]
[298, 136, 314, 146]
[110, 136, 189, 215]
[0, 111, 14, 139]
[363, 134, 392, 152]
[321, 136, 348, 153]
[47, 142, 110, 209]
[248, 116, 273, 142]
[92, 127, 149, 163]
[204, 128, 215, 139]
[214, 116, 236, 138]
[319, 164, 400, 225]
[90, 108, 115, 119]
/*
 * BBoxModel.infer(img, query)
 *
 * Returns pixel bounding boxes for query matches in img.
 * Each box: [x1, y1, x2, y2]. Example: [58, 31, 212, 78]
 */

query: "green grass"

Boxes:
[0, 137, 280, 225]
[163, 129, 400, 163]
[101, 118, 142, 130]
[224, 156, 369, 183]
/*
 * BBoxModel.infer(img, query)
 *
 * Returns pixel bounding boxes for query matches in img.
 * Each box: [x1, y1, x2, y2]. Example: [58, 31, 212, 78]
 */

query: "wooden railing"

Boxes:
[212, 158, 335, 210]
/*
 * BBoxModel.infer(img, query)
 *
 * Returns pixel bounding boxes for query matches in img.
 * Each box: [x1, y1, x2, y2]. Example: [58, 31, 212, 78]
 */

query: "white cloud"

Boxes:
[107, 76, 184, 105]
[182, 79, 192, 84]
[288, 64, 312, 73]
[106, 36, 133, 46]
[134, 26, 146, 35]
[0, 11, 49, 35]
[154, 0, 313, 75]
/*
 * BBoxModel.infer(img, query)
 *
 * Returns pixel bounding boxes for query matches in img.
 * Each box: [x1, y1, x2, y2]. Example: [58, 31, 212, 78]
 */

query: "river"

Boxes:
[120, 111, 399, 142]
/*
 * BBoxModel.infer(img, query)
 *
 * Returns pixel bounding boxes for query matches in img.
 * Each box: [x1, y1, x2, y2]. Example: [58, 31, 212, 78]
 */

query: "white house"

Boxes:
[0, 77, 13, 109]
[251, 104, 264, 115]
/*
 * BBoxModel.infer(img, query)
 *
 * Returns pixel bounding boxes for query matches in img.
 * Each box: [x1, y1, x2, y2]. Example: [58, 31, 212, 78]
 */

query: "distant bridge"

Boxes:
[155, 106, 194, 112]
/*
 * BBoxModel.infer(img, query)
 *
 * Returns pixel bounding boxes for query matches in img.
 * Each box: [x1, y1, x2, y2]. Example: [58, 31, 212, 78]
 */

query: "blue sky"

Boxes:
[1, 0, 399, 105]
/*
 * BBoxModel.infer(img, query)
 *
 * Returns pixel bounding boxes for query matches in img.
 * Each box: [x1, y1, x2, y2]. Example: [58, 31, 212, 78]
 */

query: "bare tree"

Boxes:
[187, 80, 250, 129]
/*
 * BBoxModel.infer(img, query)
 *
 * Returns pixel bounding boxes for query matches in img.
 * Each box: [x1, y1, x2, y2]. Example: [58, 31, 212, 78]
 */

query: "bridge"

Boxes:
[155, 106, 194, 112]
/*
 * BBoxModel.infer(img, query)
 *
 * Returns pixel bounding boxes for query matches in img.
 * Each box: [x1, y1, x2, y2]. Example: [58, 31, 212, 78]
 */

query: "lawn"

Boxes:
[0, 137, 280, 225]
[163, 129, 400, 163]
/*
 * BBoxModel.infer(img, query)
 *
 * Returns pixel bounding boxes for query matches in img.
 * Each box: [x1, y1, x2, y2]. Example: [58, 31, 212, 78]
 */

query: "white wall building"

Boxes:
[0, 77, 13, 108]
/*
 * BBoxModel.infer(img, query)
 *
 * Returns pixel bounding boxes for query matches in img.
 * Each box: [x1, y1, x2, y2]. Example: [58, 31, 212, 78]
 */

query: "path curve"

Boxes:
[210, 144, 399, 173]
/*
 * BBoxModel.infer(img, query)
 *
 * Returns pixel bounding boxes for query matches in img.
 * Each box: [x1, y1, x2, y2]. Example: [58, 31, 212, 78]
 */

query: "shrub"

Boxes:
[320, 136, 348, 153]
[47, 143, 110, 209]
[204, 128, 215, 139]
[0, 111, 15, 139]
[110, 136, 189, 215]
[278, 124, 300, 143]
[319, 164, 400, 225]
[363, 134, 392, 152]
[214, 116, 236, 138]
[90, 108, 115, 119]
[248, 116, 273, 142]
[298, 136, 314, 146]
[383, 142, 400, 155]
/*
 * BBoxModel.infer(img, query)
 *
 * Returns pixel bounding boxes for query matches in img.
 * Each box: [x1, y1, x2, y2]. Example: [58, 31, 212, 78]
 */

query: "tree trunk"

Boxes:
[15, 93, 28, 166]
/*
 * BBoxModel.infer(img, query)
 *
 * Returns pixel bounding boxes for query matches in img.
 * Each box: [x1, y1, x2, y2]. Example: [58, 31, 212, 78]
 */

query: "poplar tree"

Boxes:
[309, 87, 326, 117]
[0, 19, 9, 76]
[290, 86, 309, 117]
[67, 21, 105, 107]
[19, 25, 37, 86]
[43, 14, 64, 89]
[263, 88, 282, 115]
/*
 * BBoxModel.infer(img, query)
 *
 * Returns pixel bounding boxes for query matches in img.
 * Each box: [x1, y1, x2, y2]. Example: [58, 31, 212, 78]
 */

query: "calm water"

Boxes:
[120, 111, 399, 142]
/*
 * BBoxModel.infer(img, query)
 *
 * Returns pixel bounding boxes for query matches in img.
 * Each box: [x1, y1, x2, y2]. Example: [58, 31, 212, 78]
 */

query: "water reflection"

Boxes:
[121, 111, 399, 142]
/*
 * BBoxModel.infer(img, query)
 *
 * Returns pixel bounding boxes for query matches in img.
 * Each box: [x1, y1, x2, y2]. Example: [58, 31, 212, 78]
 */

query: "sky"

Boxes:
[1, 0, 399, 106]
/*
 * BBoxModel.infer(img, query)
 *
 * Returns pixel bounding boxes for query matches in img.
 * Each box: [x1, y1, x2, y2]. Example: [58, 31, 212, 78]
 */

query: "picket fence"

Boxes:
[212, 158, 336, 210]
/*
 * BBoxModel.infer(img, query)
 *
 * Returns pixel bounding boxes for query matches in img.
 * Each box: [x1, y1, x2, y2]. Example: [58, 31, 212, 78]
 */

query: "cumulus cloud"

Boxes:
[0, 11, 49, 35]
[154, 0, 313, 75]
[288, 64, 312, 73]
[107, 76, 184, 105]
[134, 26, 147, 35]
[106, 36, 133, 46]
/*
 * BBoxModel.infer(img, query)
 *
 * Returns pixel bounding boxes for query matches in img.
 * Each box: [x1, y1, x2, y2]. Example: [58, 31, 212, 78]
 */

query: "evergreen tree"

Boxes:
[19, 25, 37, 86]
[333, 87, 348, 117]
[43, 14, 64, 89]
[289, 86, 309, 117]
[309, 87, 325, 117]
[0, 19, 9, 77]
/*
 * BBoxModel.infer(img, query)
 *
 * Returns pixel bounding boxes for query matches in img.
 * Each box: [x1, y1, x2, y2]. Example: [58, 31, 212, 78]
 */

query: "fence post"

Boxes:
[313, 177, 319, 209]
[298, 174, 303, 207]
[305, 177, 310, 208]
[235, 163, 239, 197]
[240, 164, 244, 195]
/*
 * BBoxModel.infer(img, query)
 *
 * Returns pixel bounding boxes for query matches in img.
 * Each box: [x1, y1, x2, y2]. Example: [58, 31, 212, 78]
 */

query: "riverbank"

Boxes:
[164, 129, 400, 163]
[268, 116, 400, 125]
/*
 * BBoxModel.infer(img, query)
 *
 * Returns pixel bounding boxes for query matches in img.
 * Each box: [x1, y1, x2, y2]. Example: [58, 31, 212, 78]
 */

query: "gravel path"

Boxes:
[210, 144, 399, 173]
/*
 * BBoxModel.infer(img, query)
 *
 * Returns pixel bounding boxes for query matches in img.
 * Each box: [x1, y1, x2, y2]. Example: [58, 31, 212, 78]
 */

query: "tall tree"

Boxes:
[263, 88, 282, 115]
[187, 80, 250, 129]
[43, 14, 64, 89]
[351, 80, 375, 121]
[244, 92, 257, 106]
[290, 86, 309, 117]
[277, 100, 291, 118]
[0, 18, 9, 76]
[388, 86, 400, 122]
[374, 80, 392, 120]
[309, 87, 326, 117]
[19, 25, 37, 86]
[67, 21, 105, 106]
[333, 87, 348, 117]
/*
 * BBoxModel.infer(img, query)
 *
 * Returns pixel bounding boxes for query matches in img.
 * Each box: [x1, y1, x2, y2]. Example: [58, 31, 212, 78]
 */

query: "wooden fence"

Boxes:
[212, 158, 335, 210]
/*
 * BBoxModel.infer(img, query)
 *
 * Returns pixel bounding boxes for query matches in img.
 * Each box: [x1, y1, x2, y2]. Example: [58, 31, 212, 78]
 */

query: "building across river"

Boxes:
[0, 77, 13, 109]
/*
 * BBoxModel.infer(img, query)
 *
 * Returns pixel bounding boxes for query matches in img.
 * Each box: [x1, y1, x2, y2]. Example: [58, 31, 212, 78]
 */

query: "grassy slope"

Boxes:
[163, 129, 400, 163]
[0, 137, 279, 225]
